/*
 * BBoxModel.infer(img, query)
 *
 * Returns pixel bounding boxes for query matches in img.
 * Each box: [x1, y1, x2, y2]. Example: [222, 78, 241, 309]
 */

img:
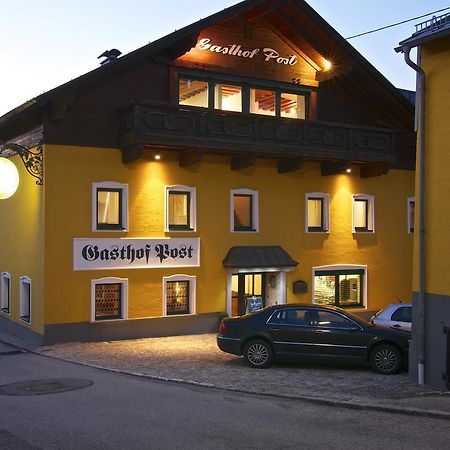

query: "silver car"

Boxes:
[371, 303, 412, 332]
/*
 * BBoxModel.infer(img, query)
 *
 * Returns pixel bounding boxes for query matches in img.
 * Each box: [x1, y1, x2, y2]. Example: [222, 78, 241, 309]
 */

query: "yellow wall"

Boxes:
[0, 150, 45, 334]
[43, 144, 414, 325]
[412, 35, 450, 295]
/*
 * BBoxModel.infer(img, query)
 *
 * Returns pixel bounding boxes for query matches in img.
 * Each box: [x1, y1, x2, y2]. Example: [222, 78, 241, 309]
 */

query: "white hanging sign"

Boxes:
[73, 238, 200, 270]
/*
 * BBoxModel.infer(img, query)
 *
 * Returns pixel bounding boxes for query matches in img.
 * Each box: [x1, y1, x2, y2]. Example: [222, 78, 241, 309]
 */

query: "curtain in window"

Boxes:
[354, 199, 367, 228]
[234, 195, 252, 228]
[98, 191, 120, 225]
[308, 198, 323, 228]
[169, 192, 188, 226]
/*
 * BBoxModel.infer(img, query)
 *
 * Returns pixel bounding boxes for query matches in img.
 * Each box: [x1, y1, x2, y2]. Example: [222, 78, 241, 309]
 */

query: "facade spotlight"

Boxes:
[154, 151, 161, 160]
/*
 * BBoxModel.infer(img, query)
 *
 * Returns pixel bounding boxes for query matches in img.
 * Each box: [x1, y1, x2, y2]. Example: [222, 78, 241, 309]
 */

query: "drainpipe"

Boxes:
[398, 45, 426, 384]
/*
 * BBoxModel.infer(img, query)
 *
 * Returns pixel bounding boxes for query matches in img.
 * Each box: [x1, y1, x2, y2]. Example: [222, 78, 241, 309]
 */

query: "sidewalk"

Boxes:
[1, 331, 450, 419]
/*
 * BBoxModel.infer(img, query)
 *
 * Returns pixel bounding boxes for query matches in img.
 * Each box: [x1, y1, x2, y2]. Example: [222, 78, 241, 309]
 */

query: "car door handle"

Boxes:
[269, 328, 280, 332]
[314, 329, 326, 334]
[392, 324, 401, 328]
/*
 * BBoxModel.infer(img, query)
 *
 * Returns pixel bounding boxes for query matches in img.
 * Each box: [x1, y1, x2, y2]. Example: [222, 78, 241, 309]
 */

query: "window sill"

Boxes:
[19, 317, 31, 324]
[1, 308, 10, 316]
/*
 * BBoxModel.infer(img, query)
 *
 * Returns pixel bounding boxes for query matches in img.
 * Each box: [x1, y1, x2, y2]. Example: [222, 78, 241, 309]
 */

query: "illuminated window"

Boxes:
[93, 182, 128, 231]
[215, 84, 242, 112]
[250, 89, 276, 116]
[231, 189, 259, 232]
[280, 93, 306, 119]
[179, 78, 209, 107]
[306, 193, 329, 232]
[313, 267, 366, 308]
[91, 277, 128, 322]
[163, 275, 196, 316]
[352, 194, 375, 233]
[19, 276, 31, 323]
[407, 197, 415, 233]
[1, 272, 11, 315]
[165, 186, 196, 232]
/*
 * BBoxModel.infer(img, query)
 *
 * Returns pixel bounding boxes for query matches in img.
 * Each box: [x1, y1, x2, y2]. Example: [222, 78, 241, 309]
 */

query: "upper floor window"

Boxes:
[165, 185, 196, 232]
[1, 272, 11, 315]
[179, 78, 208, 107]
[92, 182, 128, 231]
[178, 75, 309, 119]
[407, 197, 415, 234]
[215, 84, 242, 112]
[305, 193, 329, 233]
[352, 194, 375, 233]
[231, 189, 259, 232]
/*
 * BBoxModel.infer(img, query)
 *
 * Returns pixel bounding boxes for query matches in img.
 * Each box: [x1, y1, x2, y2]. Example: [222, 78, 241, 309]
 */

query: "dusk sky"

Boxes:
[1, 0, 449, 116]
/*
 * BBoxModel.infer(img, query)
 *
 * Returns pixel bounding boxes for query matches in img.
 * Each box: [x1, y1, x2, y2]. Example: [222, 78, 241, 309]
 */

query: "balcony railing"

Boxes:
[119, 101, 395, 164]
[415, 13, 450, 35]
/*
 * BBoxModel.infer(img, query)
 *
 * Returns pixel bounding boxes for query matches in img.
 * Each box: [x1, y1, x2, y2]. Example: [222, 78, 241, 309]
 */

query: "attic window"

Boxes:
[179, 78, 208, 107]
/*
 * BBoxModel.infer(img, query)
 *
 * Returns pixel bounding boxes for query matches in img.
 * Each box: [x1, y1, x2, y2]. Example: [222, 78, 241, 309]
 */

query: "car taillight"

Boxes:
[219, 321, 227, 335]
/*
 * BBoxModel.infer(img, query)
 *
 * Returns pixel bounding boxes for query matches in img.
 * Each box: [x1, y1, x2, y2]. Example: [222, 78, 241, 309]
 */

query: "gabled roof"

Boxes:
[0, 0, 413, 134]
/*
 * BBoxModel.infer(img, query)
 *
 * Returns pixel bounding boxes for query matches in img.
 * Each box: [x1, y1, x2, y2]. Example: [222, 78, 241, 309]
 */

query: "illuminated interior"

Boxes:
[215, 84, 242, 112]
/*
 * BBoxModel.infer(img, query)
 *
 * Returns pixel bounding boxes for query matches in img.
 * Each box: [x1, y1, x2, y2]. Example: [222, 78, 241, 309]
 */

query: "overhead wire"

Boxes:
[346, 6, 450, 39]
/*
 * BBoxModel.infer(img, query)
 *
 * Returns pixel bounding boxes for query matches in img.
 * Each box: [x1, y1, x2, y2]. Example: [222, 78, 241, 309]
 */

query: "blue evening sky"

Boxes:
[1, 0, 448, 116]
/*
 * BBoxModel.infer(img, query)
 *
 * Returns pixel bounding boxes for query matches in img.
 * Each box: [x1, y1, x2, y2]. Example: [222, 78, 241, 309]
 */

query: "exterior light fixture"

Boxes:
[346, 167, 352, 174]
[0, 157, 19, 199]
[0, 143, 43, 186]
[154, 151, 161, 160]
[323, 59, 332, 71]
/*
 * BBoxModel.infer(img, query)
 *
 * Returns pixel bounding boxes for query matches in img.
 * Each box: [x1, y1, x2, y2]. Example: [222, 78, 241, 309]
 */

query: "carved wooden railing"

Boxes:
[119, 101, 395, 164]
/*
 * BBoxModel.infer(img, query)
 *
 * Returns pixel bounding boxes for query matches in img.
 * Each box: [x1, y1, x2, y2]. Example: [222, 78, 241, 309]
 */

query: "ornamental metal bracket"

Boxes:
[0, 143, 43, 185]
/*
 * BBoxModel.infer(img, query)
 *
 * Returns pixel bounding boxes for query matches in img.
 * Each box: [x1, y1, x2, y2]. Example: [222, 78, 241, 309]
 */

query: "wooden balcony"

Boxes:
[119, 101, 395, 172]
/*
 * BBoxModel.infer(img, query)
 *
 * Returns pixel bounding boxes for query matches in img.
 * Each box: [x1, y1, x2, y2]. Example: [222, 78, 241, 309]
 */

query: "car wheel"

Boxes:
[370, 344, 402, 374]
[244, 340, 273, 368]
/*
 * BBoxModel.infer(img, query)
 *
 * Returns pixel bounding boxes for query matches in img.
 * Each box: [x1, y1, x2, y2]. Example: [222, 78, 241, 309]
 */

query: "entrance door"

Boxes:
[231, 273, 266, 316]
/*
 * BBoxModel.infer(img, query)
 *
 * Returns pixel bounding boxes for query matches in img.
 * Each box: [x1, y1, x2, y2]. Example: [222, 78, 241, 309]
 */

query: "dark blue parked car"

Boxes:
[217, 304, 410, 374]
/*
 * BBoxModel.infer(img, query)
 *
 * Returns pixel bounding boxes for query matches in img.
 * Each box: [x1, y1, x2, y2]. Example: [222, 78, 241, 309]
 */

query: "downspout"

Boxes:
[399, 45, 426, 385]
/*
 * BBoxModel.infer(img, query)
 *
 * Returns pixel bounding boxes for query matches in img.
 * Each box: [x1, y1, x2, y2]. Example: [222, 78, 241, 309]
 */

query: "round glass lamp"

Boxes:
[0, 157, 19, 199]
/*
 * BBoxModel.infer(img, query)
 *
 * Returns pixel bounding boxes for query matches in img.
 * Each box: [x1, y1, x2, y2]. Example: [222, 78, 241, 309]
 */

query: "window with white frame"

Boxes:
[313, 265, 367, 308]
[165, 185, 196, 232]
[19, 276, 31, 323]
[91, 277, 128, 322]
[352, 194, 375, 233]
[407, 197, 415, 234]
[163, 275, 196, 316]
[231, 189, 259, 232]
[92, 182, 128, 231]
[1, 272, 11, 314]
[305, 193, 329, 233]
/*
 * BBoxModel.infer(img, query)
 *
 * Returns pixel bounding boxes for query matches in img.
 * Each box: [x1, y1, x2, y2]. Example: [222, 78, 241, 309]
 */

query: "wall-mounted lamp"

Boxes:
[154, 151, 161, 161]
[323, 59, 332, 71]
[0, 157, 19, 199]
[321, 161, 352, 176]
[0, 143, 43, 186]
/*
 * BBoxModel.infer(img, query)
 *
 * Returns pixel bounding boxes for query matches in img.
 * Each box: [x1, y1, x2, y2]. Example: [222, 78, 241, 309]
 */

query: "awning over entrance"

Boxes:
[223, 246, 298, 269]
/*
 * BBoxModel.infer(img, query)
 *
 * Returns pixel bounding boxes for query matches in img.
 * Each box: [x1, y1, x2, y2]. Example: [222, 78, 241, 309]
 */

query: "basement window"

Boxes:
[19, 276, 31, 323]
[163, 275, 196, 316]
[1, 272, 11, 315]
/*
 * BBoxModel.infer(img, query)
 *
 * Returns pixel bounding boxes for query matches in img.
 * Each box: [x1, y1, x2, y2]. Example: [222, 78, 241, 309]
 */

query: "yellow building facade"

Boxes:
[1, 0, 416, 344]
[398, 15, 450, 388]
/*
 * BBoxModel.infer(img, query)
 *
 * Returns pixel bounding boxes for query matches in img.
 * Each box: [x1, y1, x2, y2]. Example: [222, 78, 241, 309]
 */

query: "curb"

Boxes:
[2, 336, 450, 421]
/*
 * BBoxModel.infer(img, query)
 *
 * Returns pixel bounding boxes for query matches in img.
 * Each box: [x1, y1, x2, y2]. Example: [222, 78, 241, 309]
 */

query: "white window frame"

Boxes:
[165, 185, 197, 232]
[305, 192, 330, 233]
[230, 188, 259, 233]
[162, 274, 196, 316]
[92, 182, 128, 232]
[1, 272, 11, 315]
[19, 276, 31, 324]
[352, 194, 375, 233]
[312, 264, 368, 309]
[90, 277, 128, 322]
[407, 196, 415, 234]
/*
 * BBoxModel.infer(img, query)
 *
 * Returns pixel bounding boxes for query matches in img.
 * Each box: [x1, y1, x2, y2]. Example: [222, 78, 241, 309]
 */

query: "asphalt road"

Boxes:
[1, 351, 449, 449]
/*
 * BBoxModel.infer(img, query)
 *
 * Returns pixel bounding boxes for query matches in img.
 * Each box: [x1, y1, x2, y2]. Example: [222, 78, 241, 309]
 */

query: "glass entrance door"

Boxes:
[231, 273, 266, 316]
